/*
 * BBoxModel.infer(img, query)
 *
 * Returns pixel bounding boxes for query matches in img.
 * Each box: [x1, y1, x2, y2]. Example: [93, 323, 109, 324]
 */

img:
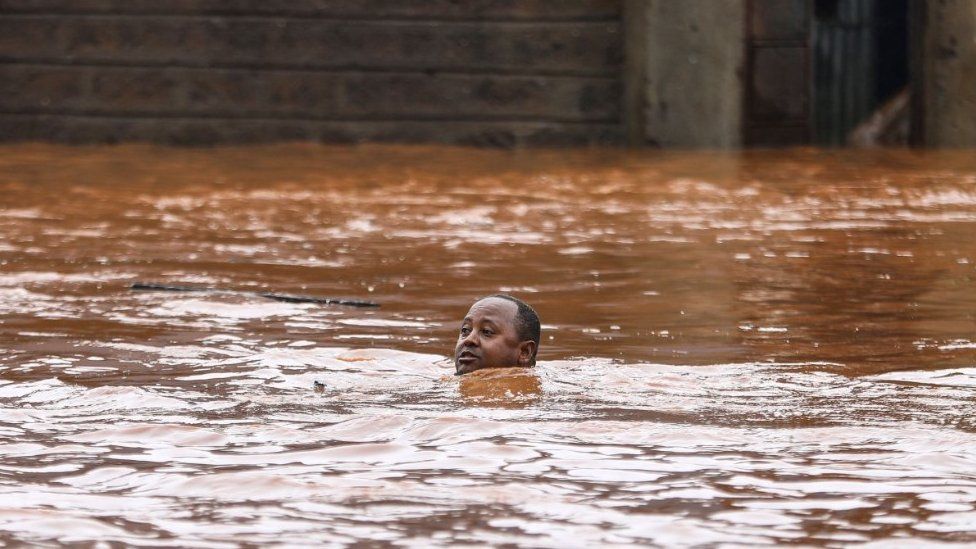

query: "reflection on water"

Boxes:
[2, 144, 976, 545]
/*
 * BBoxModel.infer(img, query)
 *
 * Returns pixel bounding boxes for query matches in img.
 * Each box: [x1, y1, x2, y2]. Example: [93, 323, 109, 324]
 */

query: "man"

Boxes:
[454, 294, 540, 375]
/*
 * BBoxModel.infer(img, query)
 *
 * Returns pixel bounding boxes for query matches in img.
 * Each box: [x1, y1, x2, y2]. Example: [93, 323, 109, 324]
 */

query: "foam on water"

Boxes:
[4, 336, 976, 545]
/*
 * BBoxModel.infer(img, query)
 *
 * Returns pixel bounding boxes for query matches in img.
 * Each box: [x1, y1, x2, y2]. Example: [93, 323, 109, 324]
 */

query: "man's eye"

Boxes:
[482, 329, 493, 336]
[460, 327, 471, 336]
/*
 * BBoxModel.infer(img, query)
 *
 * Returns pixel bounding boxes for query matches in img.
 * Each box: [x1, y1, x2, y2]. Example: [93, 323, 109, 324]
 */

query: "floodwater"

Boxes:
[2, 144, 976, 546]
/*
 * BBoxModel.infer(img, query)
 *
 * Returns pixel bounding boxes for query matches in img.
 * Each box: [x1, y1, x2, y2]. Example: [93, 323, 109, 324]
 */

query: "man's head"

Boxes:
[454, 295, 541, 375]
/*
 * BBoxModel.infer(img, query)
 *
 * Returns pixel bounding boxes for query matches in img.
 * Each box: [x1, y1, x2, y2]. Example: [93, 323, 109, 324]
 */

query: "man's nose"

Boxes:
[461, 331, 479, 346]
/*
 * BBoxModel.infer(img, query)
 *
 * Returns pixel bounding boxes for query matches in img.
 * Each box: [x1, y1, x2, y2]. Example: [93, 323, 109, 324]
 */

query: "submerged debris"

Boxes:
[131, 282, 379, 308]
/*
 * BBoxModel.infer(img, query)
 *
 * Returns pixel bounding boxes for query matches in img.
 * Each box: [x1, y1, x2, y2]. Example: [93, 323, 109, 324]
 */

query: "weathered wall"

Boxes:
[0, 1, 623, 146]
[744, 0, 809, 146]
[919, 0, 976, 147]
[626, 0, 745, 148]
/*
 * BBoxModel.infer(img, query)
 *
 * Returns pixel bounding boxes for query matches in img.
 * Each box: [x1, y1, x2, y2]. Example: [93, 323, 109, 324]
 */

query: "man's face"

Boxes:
[454, 297, 528, 375]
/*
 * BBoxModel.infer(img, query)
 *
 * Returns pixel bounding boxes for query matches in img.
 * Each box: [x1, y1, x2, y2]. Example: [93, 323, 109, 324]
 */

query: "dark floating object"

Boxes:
[313, 380, 326, 393]
[131, 283, 379, 308]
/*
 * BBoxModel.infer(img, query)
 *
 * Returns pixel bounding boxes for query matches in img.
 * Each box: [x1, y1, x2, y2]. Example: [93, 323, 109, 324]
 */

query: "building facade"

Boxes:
[0, 0, 973, 147]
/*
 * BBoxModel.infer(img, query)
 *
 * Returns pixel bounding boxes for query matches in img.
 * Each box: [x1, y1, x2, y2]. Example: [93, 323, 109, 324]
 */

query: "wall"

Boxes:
[744, 0, 809, 146]
[919, 0, 976, 147]
[0, 0, 623, 146]
[626, 0, 746, 148]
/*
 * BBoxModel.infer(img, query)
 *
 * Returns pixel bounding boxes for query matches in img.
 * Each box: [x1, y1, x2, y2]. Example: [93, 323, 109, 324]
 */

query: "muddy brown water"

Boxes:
[2, 144, 976, 546]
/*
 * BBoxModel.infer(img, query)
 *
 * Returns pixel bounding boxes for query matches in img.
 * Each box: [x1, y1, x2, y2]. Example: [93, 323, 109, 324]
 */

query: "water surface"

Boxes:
[2, 144, 976, 545]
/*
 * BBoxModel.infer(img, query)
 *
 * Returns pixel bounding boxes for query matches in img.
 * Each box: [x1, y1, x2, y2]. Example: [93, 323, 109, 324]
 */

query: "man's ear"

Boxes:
[517, 340, 537, 366]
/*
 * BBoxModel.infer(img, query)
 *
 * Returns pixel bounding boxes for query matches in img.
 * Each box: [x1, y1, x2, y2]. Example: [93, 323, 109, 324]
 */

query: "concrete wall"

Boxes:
[0, 0, 623, 146]
[625, 0, 745, 148]
[919, 0, 976, 147]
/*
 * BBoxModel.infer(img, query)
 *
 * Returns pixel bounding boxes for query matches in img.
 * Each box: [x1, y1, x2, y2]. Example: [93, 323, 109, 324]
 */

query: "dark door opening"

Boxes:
[811, 0, 910, 145]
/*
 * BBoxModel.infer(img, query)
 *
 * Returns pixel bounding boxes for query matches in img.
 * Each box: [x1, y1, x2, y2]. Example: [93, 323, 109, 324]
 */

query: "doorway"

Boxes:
[811, 0, 910, 145]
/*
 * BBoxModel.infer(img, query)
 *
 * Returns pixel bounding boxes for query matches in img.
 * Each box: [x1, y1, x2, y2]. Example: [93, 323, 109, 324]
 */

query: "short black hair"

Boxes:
[485, 294, 541, 362]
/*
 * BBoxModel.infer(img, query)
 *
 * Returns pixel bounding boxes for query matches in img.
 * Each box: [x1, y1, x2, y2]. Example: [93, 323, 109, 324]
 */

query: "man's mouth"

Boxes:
[456, 350, 479, 365]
